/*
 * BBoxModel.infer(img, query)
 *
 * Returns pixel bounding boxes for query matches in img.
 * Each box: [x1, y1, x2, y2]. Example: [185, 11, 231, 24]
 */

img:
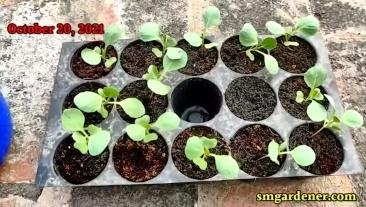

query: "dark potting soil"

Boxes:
[230, 124, 286, 177]
[53, 136, 109, 184]
[112, 132, 168, 182]
[289, 123, 344, 175]
[177, 39, 218, 76]
[220, 35, 264, 74]
[63, 82, 113, 125]
[272, 36, 317, 74]
[117, 80, 168, 123]
[225, 76, 277, 121]
[120, 40, 163, 78]
[279, 76, 328, 120]
[71, 41, 117, 80]
[171, 126, 229, 180]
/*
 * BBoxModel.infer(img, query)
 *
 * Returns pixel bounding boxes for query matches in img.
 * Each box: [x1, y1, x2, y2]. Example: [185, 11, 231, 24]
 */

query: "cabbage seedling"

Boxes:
[143, 47, 188, 95]
[184, 6, 221, 49]
[125, 111, 180, 143]
[239, 23, 279, 74]
[184, 136, 240, 179]
[73, 86, 145, 119]
[61, 108, 111, 156]
[139, 22, 178, 58]
[265, 15, 319, 47]
[266, 140, 315, 167]
[309, 94, 364, 136]
[81, 24, 123, 67]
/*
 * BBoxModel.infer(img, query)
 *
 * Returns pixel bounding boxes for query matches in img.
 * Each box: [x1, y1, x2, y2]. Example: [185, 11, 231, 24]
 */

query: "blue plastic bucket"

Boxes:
[0, 90, 12, 165]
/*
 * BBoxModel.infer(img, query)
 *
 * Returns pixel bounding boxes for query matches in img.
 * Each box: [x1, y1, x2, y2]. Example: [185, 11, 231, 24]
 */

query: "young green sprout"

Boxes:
[239, 23, 279, 74]
[184, 6, 221, 49]
[125, 111, 180, 143]
[81, 24, 123, 67]
[184, 136, 240, 179]
[265, 15, 320, 47]
[309, 94, 364, 136]
[143, 47, 188, 95]
[139, 23, 178, 58]
[61, 108, 111, 156]
[266, 140, 316, 167]
[73, 86, 145, 119]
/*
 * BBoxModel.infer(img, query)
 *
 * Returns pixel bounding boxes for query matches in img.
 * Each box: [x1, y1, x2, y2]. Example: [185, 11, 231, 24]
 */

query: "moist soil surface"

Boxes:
[220, 35, 264, 74]
[63, 82, 113, 125]
[177, 39, 218, 76]
[113, 132, 168, 182]
[53, 136, 109, 184]
[71, 41, 117, 80]
[289, 123, 344, 175]
[272, 36, 317, 74]
[279, 76, 328, 120]
[171, 126, 229, 180]
[230, 124, 286, 177]
[120, 40, 162, 78]
[225, 76, 277, 121]
[117, 80, 168, 123]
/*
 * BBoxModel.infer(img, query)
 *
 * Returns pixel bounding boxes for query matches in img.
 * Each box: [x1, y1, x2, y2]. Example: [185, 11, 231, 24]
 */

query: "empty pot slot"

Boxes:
[172, 78, 223, 123]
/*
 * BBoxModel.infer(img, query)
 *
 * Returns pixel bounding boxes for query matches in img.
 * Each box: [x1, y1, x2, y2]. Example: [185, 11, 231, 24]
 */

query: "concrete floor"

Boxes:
[0, 0, 365, 206]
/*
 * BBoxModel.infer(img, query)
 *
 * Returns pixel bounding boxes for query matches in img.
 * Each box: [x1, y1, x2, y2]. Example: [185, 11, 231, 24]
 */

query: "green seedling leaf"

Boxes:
[290, 145, 316, 167]
[163, 48, 188, 71]
[267, 140, 280, 165]
[340, 110, 364, 128]
[93, 46, 101, 54]
[98, 88, 106, 98]
[184, 32, 202, 47]
[147, 80, 171, 96]
[126, 124, 146, 141]
[166, 47, 184, 59]
[88, 130, 111, 156]
[152, 48, 163, 58]
[143, 133, 158, 143]
[119, 98, 145, 118]
[74, 91, 104, 113]
[307, 101, 327, 122]
[61, 108, 85, 132]
[265, 21, 286, 35]
[203, 6, 221, 29]
[72, 132, 86, 143]
[245, 50, 255, 61]
[279, 142, 287, 151]
[262, 37, 277, 50]
[104, 24, 123, 47]
[185, 136, 204, 160]
[204, 42, 218, 49]
[74, 141, 88, 154]
[264, 54, 279, 74]
[152, 111, 180, 131]
[143, 65, 160, 80]
[312, 88, 324, 101]
[296, 15, 319, 36]
[103, 86, 120, 99]
[97, 106, 108, 118]
[214, 155, 240, 179]
[104, 57, 117, 68]
[193, 157, 208, 170]
[239, 23, 258, 47]
[139, 23, 161, 42]
[87, 124, 101, 135]
[201, 137, 217, 149]
[324, 94, 336, 109]
[284, 41, 299, 47]
[165, 35, 177, 47]
[296, 91, 304, 103]
[304, 65, 327, 89]
[135, 115, 150, 127]
[81, 48, 102, 65]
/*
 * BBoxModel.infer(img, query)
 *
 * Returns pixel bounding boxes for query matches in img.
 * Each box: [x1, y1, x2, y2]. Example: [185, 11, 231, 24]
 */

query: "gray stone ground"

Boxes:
[0, 0, 365, 206]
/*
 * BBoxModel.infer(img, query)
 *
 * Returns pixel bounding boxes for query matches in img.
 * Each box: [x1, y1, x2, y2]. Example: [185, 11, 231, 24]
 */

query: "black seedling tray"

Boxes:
[36, 35, 363, 186]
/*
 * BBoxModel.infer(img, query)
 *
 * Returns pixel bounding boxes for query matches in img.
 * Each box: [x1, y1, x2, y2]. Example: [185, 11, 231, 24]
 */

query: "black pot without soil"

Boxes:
[220, 35, 264, 74]
[289, 123, 344, 175]
[177, 39, 218, 76]
[225, 76, 277, 121]
[171, 126, 229, 180]
[117, 80, 168, 123]
[279, 76, 328, 120]
[63, 82, 113, 125]
[272, 36, 317, 74]
[71, 41, 118, 80]
[53, 136, 109, 184]
[120, 40, 163, 78]
[112, 132, 168, 182]
[230, 124, 286, 177]
[172, 78, 222, 123]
